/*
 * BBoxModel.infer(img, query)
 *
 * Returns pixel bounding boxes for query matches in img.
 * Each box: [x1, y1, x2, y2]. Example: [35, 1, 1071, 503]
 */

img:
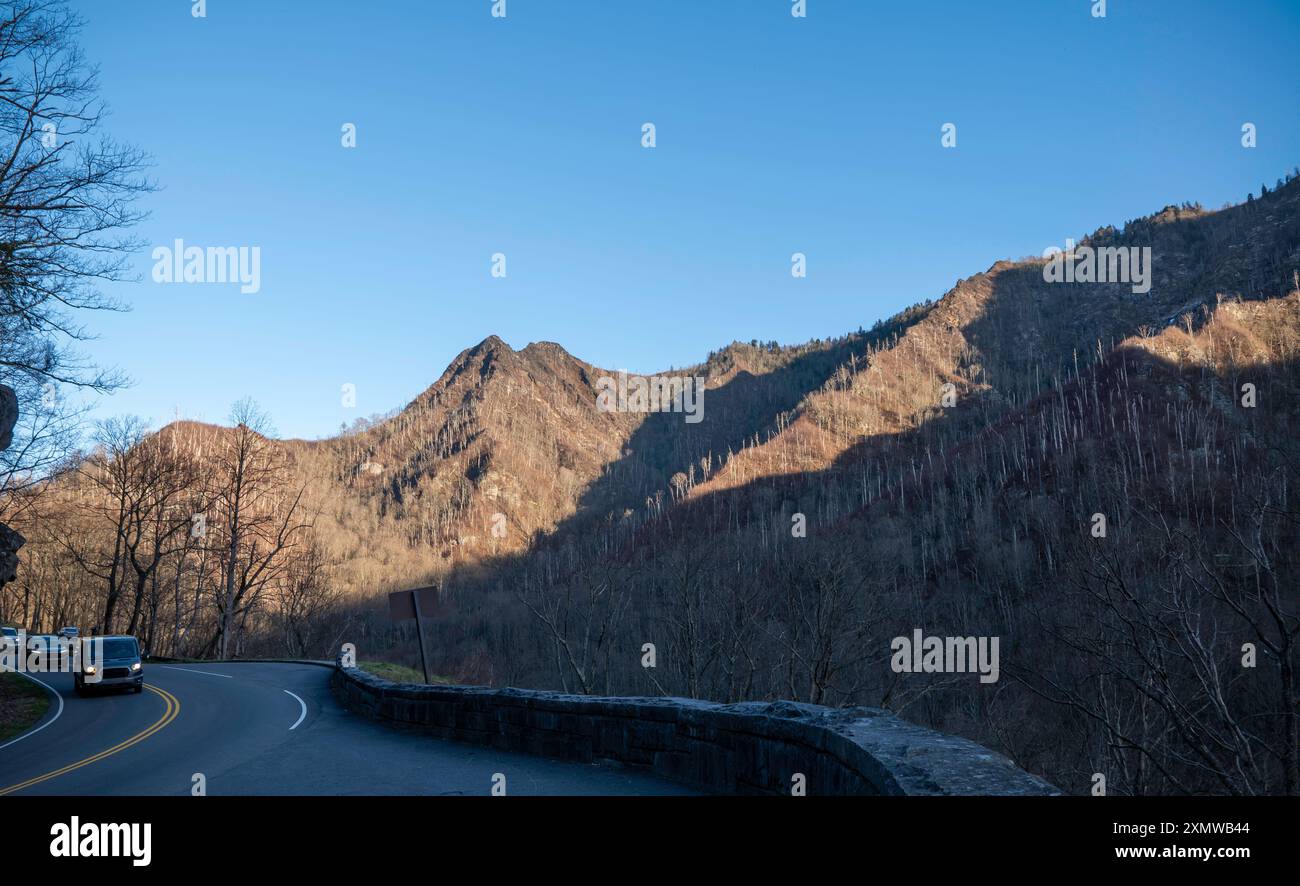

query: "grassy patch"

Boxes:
[0, 672, 52, 742]
[359, 660, 450, 685]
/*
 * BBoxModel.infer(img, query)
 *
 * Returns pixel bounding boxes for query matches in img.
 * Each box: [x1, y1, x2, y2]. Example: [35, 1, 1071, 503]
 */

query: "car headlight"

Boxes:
[131, 662, 142, 671]
[84, 666, 97, 675]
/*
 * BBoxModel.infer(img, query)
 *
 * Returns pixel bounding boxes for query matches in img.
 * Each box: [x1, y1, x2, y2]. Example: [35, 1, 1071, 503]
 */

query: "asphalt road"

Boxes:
[0, 663, 696, 796]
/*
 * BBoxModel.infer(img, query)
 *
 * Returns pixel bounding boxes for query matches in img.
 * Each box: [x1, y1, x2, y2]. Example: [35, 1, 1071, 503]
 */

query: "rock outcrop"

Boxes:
[0, 384, 14, 451]
[0, 384, 22, 588]
[0, 523, 23, 587]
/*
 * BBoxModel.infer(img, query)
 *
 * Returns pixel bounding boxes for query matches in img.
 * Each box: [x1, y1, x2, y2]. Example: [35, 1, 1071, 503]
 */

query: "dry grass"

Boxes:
[359, 660, 450, 685]
[0, 672, 51, 742]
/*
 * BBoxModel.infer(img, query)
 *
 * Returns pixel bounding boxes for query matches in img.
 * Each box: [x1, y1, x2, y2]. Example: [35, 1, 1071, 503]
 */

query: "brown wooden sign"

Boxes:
[387, 586, 442, 622]
[386, 586, 443, 684]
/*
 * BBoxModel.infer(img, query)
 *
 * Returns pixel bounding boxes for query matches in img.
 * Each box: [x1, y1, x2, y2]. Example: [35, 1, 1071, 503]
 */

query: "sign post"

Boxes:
[387, 586, 441, 685]
[410, 590, 432, 686]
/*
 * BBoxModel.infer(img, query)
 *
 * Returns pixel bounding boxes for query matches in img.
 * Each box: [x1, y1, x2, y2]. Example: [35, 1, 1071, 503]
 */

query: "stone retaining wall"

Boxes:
[331, 665, 1059, 796]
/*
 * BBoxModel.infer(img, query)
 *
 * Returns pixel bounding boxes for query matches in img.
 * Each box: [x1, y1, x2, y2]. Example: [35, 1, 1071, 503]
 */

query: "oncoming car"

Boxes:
[75, 635, 144, 696]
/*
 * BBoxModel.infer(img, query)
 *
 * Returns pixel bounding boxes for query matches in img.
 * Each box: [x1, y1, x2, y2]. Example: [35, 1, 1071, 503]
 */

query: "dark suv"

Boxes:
[75, 636, 144, 695]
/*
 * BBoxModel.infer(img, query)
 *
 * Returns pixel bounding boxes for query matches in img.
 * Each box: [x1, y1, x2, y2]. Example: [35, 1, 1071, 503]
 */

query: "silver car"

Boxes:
[75, 635, 145, 695]
[27, 634, 67, 670]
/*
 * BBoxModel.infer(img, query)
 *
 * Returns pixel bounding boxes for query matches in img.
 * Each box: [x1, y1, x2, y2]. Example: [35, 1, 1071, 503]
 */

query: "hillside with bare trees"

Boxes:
[4, 173, 1298, 794]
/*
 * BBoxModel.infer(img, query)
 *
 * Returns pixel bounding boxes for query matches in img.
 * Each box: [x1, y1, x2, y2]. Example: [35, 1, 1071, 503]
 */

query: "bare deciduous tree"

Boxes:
[206, 399, 310, 659]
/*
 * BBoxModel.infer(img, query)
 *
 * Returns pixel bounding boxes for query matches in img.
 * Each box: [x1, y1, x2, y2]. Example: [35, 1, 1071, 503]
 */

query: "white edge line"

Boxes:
[0, 671, 64, 751]
[156, 665, 233, 679]
[284, 689, 307, 730]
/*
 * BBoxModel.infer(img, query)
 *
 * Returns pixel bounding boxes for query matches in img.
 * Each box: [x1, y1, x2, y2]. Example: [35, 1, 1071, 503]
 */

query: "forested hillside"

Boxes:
[5, 174, 1298, 795]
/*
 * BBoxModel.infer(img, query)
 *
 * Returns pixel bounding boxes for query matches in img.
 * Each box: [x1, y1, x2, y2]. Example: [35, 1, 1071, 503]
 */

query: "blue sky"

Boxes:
[72, 0, 1300, 440]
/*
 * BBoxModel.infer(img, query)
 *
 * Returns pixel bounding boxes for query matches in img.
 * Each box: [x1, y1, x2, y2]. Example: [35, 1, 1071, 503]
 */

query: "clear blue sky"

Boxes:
[72, 0, 1300, 440]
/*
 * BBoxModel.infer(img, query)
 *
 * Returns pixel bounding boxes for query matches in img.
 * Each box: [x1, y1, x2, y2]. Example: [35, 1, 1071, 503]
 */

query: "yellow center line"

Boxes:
[0, 684, 181, 796]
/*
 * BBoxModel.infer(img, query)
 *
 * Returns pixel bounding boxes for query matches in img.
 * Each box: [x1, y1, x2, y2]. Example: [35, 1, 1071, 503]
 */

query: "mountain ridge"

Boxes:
[133, 175, 1300, 600]
[12, 170, 1300, 794]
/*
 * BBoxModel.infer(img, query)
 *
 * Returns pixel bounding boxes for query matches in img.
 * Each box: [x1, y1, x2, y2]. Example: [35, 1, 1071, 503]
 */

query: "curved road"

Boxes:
[0, 663, 695, 796]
